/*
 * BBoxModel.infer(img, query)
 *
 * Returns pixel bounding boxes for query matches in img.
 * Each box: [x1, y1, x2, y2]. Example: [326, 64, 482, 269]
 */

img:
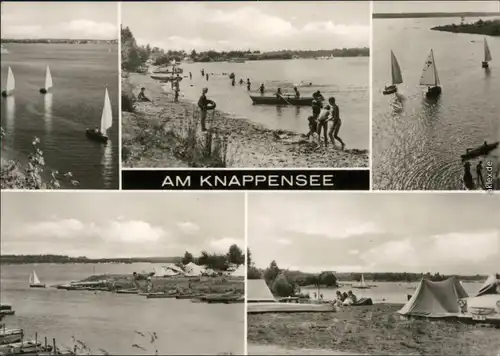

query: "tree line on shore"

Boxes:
[1, 244, 244, 270]
[1, 39, 118, 44]
[121, 26, 370, 74]
[432, 19, 500, 36]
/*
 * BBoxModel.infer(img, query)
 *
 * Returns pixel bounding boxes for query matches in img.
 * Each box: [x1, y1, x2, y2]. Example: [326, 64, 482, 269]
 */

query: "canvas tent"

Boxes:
[154, 266, 179, 277]
[247, 279, 276, 303]
[398, 277, 469, 318]
[231, 265, 245, 277]
[476, 274, 500, 297]
[184, 262, 205, 276]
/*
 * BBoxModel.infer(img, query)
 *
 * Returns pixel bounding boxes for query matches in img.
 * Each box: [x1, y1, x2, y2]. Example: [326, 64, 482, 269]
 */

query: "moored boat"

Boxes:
[86, 87, 113, 144]
[352, 274, 372, 289]
[0, 328, 23, 345]
[461, 141, 499, 161]
[249, 95, 313, 106]
[150, 75, 183, 82]
[29, 270, 46, 288]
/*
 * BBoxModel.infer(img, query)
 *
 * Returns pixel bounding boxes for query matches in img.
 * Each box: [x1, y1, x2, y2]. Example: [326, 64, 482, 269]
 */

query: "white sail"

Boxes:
[44, 66, 53, 90]
[390, 50, 403, 85]
[360, 274, 366, 287]
[420, 49, 440, 86]
[6, 66, 15, 93]
[30, 270, 41, 285]
[484, 38, 492, 62]
[100, 87, 113, 134]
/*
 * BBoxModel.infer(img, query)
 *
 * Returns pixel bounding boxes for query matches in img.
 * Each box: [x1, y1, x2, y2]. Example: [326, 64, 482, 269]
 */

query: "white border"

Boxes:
[244, 191, 249, 356]
[369, 0, 374, 190]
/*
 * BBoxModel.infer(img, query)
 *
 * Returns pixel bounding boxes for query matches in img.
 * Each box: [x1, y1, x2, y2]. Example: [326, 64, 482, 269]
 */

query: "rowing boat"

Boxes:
[461, 142, 499, 161]
[249, 95, 313, 106]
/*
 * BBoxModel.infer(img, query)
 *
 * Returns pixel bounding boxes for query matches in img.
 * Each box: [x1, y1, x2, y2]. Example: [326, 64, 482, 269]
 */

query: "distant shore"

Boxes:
[373, 12, 500, 19]
[247, 304, 500, 355]
[122, 71, 369, 168]
[1, 39, 118, 44]
[432, 19, 500, 36]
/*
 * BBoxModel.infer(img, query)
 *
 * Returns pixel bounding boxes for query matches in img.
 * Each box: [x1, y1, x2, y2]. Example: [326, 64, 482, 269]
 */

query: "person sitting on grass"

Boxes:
[137, 87, 151, 102]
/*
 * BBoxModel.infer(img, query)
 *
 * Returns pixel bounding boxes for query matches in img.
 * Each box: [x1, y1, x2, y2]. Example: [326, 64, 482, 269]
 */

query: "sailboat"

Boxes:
[39, 65, 53, 94]
[420, 49, 441, 98]
[383, 50, 403, 95]
[353, 274, 372, 289]
[482, 38, 492, 69]
[1, 66, 15, 97]
[86, 87, 113, 143]
[29, 270, 46, 288]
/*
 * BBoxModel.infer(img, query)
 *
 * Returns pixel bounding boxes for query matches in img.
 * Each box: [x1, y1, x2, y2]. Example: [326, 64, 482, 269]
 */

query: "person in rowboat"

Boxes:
[328, 97, 345, 150]
[316, 104, 331, 147]
[198, 88, 210, 132]
[313, 90, 324, 101]
[259, 84, 265, 95]
[137, 87, 151, 102]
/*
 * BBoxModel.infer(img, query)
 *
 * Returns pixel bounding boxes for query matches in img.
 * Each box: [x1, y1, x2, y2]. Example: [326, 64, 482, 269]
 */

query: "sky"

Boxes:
[122, 2, 370, 52]
[248, 193, 500, 275]
[1, 2, 118, 40]
[1, 192, 244, 258]
[374, 1, 499, 14]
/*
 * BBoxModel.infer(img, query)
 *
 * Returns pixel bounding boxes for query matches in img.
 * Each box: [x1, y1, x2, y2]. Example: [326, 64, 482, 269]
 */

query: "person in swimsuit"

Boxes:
[328, 97, 345, 150]
[316, 105, 331, 147]
[198, 88, 209, 132]
[293, 86, 300, 99]
[476, 161, 485, 189]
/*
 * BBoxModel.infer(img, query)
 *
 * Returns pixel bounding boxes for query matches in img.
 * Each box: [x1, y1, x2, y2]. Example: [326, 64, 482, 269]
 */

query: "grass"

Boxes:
[247, 304, 500, 355]
[121, 87, 230, 168]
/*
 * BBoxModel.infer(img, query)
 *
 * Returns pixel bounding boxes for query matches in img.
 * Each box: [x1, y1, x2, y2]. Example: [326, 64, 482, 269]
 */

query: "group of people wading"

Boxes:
[307, 91, 345, 150]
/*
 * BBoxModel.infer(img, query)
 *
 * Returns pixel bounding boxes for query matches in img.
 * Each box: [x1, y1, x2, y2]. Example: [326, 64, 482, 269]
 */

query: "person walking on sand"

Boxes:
[198, 88, 209, 132]
[476, 161, 485, 188]
[328, 97, 345, 150]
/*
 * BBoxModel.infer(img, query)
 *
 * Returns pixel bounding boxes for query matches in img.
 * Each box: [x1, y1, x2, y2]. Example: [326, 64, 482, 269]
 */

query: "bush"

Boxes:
[271, 273, 295, 298]
[1, 128, 79, 189]
[122, 91, 136, 113]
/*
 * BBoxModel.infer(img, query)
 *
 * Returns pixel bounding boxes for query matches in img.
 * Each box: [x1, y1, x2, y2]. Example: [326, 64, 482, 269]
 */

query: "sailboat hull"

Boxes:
[383, 85, 398, 95]
[461, 142, 499, 161]
[39, 88, 49, 94]
[1, 91, 12, 97]
[426, 86, 441, 98]
[29, 284, 46, 288]
[86, 129, 109, 144]
[482, 62, 489, 69]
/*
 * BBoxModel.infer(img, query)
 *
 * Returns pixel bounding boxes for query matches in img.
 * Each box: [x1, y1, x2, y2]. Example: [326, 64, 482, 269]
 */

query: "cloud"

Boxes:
[18, 218, 168, 244]
[3, 19, 117, 39]
[209, 237, 244, 253]
[177, 221, 200, 234]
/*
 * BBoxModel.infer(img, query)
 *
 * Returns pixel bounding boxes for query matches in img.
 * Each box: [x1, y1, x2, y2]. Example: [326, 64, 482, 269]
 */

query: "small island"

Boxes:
[432, 19, 500, 36]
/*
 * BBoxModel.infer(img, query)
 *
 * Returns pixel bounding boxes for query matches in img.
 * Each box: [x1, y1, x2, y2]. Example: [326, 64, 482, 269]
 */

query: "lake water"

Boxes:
[302, 280, 483, 304]
[176, 59, 370, 150]
[0, 44, 119, 189]
[372, 17, 500, 190]
[0, 263, 244, 355]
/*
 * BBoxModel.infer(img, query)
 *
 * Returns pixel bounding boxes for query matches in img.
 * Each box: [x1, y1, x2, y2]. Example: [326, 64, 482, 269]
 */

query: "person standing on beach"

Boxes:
[259, 84, 265, 95]
[198, 88, 209, 132]
[247, 79, 251, 91]
[174, 86, 180, 102]
[231, 78, 235, 86]
[476, 161, 485, 188]
[189, 72, 192, 80]
[206, 73, 209, 81]
[328, 97, 345, 150]
[201, 69, 205, 76]
[316, 104, 331, 147]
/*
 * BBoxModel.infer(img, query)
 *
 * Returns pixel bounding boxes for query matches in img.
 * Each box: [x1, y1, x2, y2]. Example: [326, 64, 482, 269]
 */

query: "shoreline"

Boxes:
[122, 72, 368, 168]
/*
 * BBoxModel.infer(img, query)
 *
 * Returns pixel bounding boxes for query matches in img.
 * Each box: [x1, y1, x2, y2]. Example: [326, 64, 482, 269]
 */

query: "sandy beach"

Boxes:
[247, 304, 500, 355]
[122, 71, 369, 168]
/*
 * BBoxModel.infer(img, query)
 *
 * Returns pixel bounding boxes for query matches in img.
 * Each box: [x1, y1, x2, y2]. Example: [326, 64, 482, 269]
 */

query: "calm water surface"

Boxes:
[176, 59, 369, 150]
[303, 280, 483, 304]
[373, 17, 500, 190]
[0, 44, 119, 189]
[0, 263, 244, 355]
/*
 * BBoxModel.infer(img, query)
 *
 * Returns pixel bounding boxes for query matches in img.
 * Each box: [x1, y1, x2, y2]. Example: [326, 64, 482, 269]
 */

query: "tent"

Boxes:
[476, 274, 500, 297]
[154, 266, 179, 277]
[231, 265, 245, 277]
[398, 276, 469, 318]
[184, 262, 205, 276]
[247, 279, 275, 303]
